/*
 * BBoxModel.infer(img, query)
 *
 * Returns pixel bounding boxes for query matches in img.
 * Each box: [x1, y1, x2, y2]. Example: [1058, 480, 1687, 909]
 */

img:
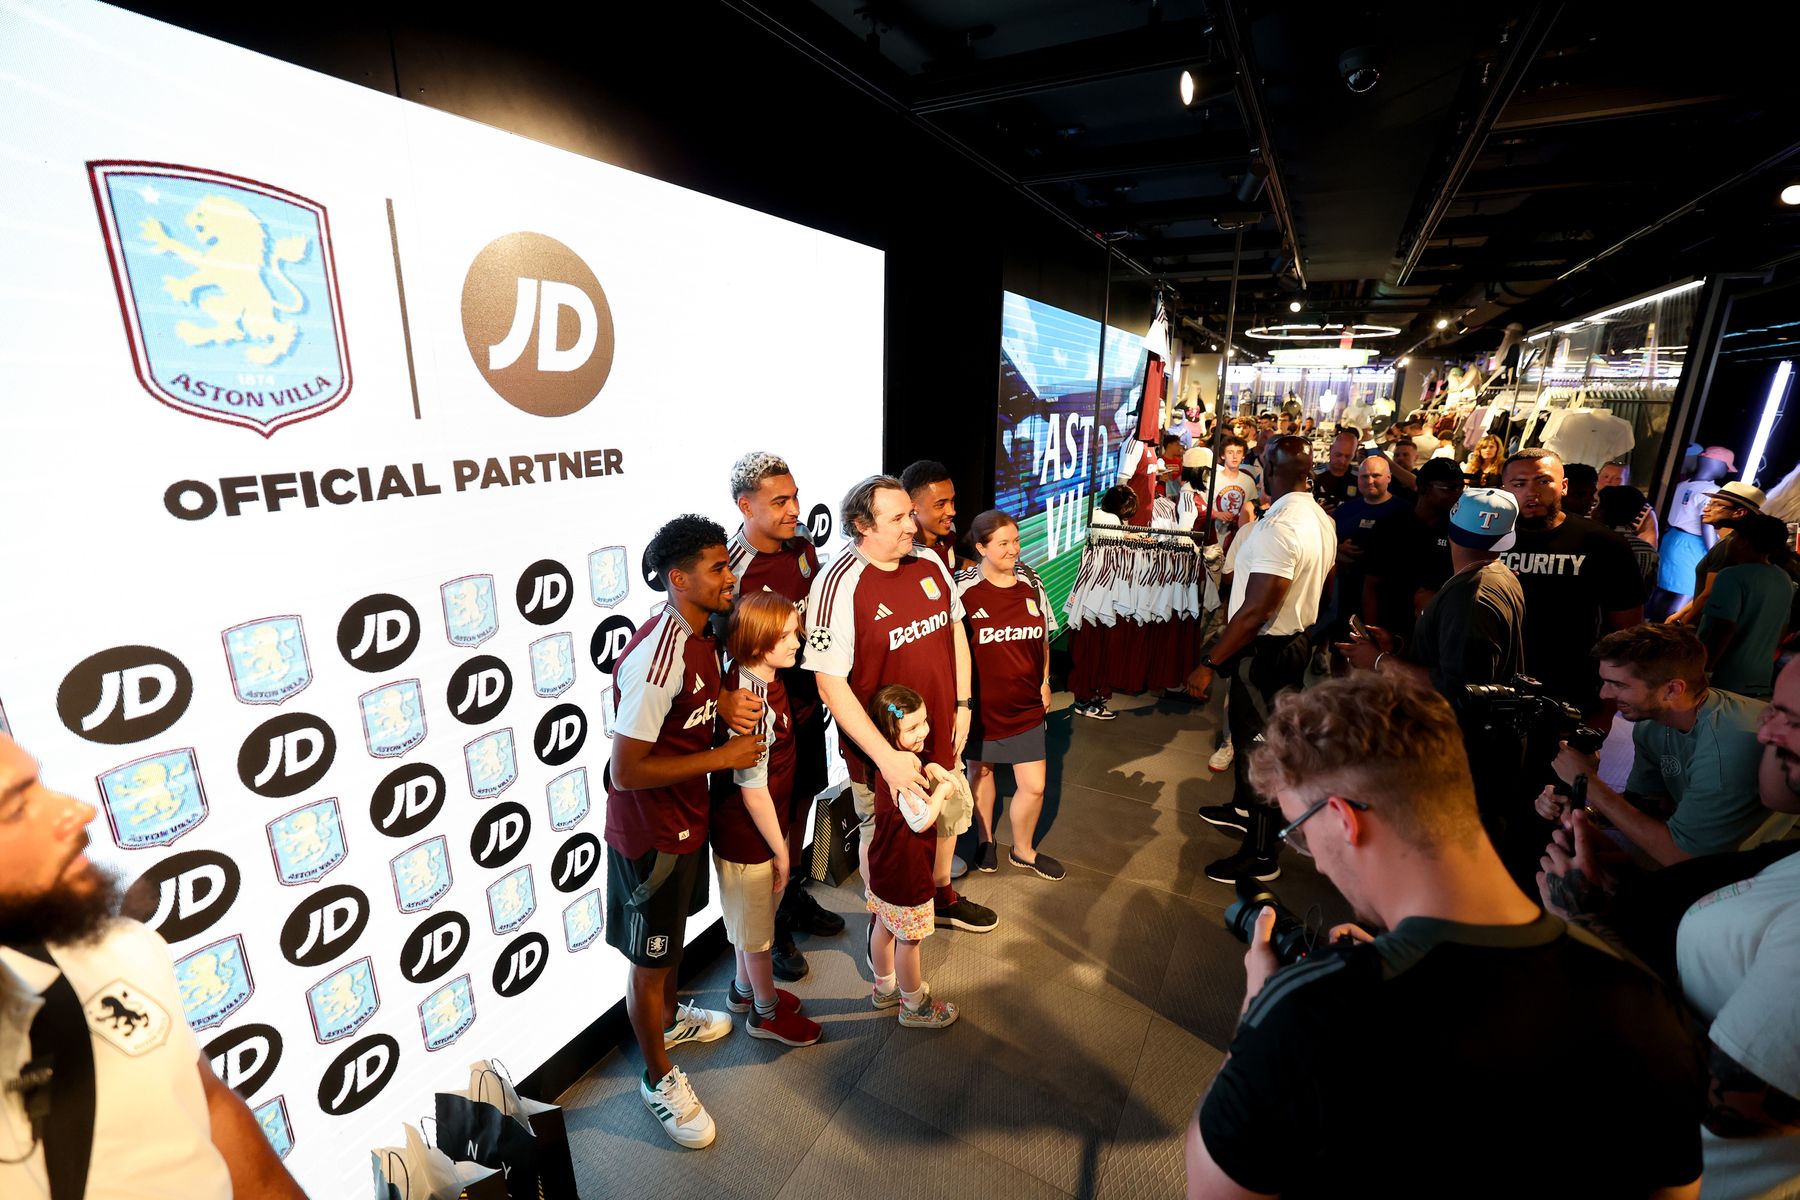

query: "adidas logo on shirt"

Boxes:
[691, 675, 706, 695]
[971, 608, 990, 619]
[874, 604, 894, 620]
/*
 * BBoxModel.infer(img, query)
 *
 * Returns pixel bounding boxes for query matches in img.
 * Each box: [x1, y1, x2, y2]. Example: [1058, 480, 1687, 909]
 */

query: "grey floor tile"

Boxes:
[855, 939, 1153, 1197]
[775, 1089, 1071, 1200]
[1093, 1018, 1227, 1200]
[996, 783, 1240, 899]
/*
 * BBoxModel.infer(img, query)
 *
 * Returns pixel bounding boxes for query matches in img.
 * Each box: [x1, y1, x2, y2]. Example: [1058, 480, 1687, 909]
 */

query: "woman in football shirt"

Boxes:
[956, 510, 1064, 880]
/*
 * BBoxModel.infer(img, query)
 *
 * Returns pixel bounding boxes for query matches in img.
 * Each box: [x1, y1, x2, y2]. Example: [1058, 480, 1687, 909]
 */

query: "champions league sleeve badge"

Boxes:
[547, 766, 591, 831]
[486, 865, 537, 935]
[222, 616, 312, 705]
[173, 934, 254, 1030]
[87, 163, 351, 437]
[464, 729, 519, 799]
[418, 975, 476, 1051]
[359, 679, 427, 758]
[265, 797, 349, 885]
[529, 632, 577, 698]
[563, 890, 602, 952]
[440, 575, 499, 648]
[390, 835, 453, 913]
[254, 1097, 294, 1159]
[97, 747, 207, 849]
[589, 545, 630, 608]
[305, 956, 379, 1044]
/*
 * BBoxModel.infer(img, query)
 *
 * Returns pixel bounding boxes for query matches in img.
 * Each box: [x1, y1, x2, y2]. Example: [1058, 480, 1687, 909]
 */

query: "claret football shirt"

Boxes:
[603, 603, 722, 858]
[805, 545, 962, 779]
[956, 564, 1056, 741]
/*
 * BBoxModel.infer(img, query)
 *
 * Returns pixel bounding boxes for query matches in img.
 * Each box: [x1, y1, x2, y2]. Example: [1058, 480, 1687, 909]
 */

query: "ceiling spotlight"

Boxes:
[1782, 183, 1800, 206]
[1338, 46, 1383, 93]
[1234, 160, 1268, 204]
[1288, 299, 1302, 313]
[1398, 357, 1410, 367]
[1436, 318, 1450, 330]
[1179, 63, 1234, 108]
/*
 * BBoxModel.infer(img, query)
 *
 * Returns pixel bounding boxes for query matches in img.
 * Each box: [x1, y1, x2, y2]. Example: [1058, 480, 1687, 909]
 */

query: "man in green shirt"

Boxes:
[1539, 623, 1768, 864]
[1699, 513, 1796, 699]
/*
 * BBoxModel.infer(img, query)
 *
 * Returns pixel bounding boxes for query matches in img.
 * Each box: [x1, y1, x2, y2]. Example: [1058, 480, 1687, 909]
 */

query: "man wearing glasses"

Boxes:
[1184, 673, 1705, 1200]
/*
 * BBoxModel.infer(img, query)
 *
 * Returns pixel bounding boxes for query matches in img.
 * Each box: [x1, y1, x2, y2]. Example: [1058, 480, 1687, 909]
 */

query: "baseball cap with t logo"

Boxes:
[1448, 487, 1519, 552]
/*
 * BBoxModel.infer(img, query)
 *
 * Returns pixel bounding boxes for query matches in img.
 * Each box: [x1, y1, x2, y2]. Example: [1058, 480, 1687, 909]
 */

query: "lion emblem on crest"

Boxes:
[140, 195, 308, 366]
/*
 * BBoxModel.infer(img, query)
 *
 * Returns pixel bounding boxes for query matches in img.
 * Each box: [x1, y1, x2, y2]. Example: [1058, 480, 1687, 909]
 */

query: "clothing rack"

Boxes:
[1066, 527, 1207, 698]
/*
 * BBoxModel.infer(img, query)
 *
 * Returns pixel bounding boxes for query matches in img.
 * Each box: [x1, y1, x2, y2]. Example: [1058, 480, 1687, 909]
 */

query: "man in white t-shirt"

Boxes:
[1180, 436, 1337, 883]
[0, 733, 303, 1199]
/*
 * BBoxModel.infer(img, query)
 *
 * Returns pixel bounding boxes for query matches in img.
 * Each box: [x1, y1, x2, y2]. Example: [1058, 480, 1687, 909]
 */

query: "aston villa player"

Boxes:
[725, 452, 846, 980]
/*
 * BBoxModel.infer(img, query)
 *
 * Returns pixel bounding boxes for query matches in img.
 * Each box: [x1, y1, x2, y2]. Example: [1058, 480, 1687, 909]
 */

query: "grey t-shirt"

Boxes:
[1408, 560, 1526, 706]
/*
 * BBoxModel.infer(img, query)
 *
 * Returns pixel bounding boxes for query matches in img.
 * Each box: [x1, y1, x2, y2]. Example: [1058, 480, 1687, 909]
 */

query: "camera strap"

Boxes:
[18, 943, 94, 1200]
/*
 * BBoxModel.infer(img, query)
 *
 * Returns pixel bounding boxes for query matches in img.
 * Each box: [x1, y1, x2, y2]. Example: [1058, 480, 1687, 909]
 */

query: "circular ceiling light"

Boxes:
[1288, 300, 1303, 313]
[1782, 183, 1800, 206]
[1436, 318, 1450, 330]
[1245, 322, 1401, 341]
[1179, 69, 1196, 107]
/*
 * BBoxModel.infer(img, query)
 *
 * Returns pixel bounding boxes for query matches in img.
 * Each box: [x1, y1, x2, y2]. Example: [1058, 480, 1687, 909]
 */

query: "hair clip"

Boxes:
[885, 702, 905, 718]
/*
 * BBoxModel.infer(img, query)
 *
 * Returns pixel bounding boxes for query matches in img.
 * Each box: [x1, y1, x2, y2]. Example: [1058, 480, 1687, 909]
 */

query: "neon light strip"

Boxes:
[1526, 277, 1707, 342]
[1744, 360, 1793, 488]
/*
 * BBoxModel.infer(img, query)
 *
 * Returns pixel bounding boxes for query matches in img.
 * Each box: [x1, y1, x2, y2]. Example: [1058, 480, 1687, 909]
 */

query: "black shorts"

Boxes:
[605, 844, 710, 968]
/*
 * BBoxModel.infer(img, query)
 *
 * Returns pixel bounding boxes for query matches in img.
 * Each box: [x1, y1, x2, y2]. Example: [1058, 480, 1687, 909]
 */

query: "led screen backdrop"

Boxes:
[996, 292, 1148, 622]
[0, 1, 882, 1193]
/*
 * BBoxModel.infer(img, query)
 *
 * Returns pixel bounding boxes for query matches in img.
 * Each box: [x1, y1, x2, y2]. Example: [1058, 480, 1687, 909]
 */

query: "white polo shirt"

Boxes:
[1227, 490, 1337, 637]
[1, 921, 230, 1199]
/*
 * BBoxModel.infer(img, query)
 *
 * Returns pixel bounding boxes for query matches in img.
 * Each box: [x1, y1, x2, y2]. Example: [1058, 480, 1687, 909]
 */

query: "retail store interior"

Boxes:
[6, 1, 1800, 1198]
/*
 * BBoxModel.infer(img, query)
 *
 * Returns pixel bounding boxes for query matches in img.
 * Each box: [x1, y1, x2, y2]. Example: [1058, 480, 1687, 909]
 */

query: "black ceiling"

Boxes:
[733, 0, 1800, 357]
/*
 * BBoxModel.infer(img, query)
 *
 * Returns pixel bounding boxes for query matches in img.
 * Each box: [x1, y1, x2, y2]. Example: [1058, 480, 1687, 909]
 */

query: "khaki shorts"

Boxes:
[714, 854, 777, 953]
[851, 780, 876, 833]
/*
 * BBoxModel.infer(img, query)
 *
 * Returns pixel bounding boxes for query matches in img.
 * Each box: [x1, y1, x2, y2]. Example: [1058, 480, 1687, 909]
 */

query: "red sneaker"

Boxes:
[746, 1006, 822, 1047]
[726, 984, 802, 1015]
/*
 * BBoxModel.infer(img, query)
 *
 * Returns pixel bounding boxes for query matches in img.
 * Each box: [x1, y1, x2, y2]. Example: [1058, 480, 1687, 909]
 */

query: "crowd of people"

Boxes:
[5, 417, 1797, 1195]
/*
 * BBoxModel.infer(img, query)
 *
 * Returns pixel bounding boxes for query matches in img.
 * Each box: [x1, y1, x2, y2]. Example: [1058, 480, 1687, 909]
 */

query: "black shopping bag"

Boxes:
[433, 1061, 579, 1199]
[808, 785, 860, 886]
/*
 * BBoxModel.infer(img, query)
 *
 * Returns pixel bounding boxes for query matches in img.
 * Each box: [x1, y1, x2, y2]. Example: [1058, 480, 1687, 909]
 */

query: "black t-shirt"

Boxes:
[1363, 506, 1454, 637]
[1313, 466, 1360, 514]
[1497, 515, 1644, 707]
[1407, 560, 1526, 707]
[1198, 914, 1704, 1199]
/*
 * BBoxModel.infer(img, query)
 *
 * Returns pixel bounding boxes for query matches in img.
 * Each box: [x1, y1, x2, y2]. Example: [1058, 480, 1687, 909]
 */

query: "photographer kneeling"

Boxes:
[1185, 672, 1704, 1200]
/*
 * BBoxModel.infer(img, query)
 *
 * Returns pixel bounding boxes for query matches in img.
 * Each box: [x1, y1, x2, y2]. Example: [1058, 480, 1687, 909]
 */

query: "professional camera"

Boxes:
[1223, 878, 1314, 967]
[1462, 675, 1605, 798]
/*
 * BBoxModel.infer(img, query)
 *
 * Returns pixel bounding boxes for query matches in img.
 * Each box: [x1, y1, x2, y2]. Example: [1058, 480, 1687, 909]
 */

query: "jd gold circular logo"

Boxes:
[461, 232, 615, 417]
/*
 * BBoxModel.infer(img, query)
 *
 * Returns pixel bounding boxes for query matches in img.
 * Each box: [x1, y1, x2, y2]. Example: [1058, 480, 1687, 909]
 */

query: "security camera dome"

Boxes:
[1338, 46, 1381, 93]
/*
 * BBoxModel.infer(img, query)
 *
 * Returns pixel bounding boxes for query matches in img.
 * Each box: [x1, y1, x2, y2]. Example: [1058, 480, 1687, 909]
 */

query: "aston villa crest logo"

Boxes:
[359, 680, 426, 758]
[464, 729, 518, 799]
[486, 865, 537, 935]
[222, 616, 312, 705]
[546, 767, 590, 831]
[88, 162, 351, 436]
[305, 956, 379, 1044]
[254, 1097, 294, 1159]
[419, 975, 476, 1051]
[563, 890, 602, 952]
[589, 546, 629, 608]
[529, 633, 576, 698]
[266, 797, 348, 886]
[173, 934, 253, 1030]
[441, 575, 499, 648]
[97, 748, 207, 849]
[390, 835, 452, 914]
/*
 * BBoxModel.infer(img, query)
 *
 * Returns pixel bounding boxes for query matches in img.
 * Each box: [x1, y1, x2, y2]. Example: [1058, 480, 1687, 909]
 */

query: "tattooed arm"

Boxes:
[1704, 1042, 1800, 1139]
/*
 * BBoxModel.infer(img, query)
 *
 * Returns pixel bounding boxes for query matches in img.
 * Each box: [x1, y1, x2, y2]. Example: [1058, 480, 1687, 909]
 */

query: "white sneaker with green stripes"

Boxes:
[640, 1065, 715, 1149]
[664, 1000, 731, 1049]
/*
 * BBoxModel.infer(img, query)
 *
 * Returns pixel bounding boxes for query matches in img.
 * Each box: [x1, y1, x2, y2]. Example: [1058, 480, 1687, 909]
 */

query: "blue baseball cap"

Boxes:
[1449, 487, 1518, 551]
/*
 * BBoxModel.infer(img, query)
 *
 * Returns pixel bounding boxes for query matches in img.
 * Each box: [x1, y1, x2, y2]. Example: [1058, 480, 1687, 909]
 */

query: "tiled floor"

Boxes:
[556, 692, 1352, 1199]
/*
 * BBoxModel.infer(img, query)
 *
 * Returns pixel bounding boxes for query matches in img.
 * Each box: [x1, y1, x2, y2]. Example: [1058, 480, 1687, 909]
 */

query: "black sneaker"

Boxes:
[1198, 804, 1250, 834]
[1074, 700, 1117, 721]
[781, 884, 846, 937]
[935, 894, 998, 933]
[772, 931, 809, 981]
[1009, 849, 1065, 880]
[1203, 850, 1281, 884]
[977, 841, 998, 873]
